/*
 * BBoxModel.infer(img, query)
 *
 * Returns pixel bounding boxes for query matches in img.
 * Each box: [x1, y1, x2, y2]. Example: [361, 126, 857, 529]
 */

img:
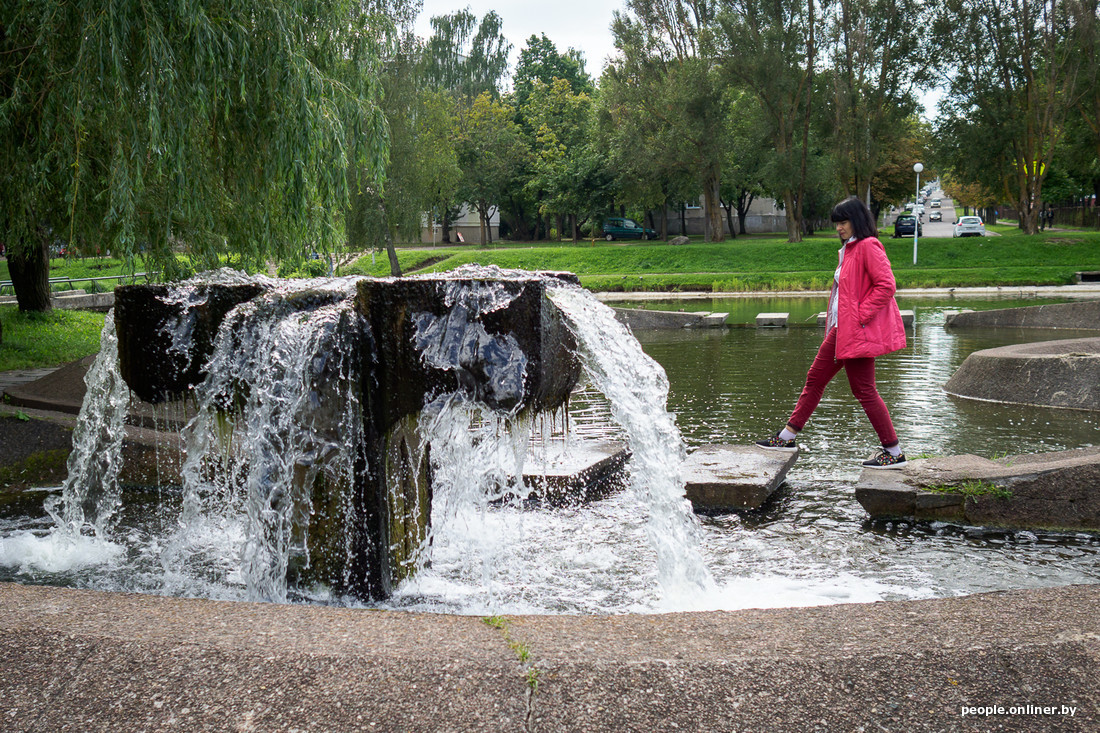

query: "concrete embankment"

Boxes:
[945, 299, 1100, 330]
[944, 337, 1100, 411]
[2, 581, 1099, 731]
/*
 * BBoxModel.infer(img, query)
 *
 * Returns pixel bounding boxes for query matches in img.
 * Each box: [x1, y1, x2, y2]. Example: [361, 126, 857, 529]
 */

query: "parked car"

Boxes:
[602, 217, 657, 241]
[953, 216, 985, 238]
[929, 211, 942, 222]
[892, 214, 923, 238]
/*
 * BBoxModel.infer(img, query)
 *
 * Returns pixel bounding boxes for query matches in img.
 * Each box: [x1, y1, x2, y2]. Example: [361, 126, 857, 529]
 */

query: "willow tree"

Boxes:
[1, 0, 390, 311]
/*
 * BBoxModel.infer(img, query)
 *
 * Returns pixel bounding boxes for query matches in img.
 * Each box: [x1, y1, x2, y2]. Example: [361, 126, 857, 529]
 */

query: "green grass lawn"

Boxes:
[0, 307, 105, 372]
[344, 229, 1100, 292]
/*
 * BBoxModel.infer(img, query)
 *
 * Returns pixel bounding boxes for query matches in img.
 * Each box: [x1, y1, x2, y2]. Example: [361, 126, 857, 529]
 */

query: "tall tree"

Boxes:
[513, 33, 595, 110]
[822, 0, 932, 206]
[717, 0, 820, 242]
[934, 0, 1087, 233]
[609, 0, 728, 242]
[455, 93, 529, 244]
[523, 79, 613, 242]
[1, 0, 390, 311]
[421, 9, 512, 101]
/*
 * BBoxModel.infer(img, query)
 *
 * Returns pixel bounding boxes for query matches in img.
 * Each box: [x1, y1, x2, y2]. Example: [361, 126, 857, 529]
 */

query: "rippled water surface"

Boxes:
[2, 294, 1098, 614]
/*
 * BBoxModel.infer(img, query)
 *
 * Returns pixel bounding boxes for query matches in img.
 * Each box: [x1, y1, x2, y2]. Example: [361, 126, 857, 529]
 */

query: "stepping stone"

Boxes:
[521, 440, 629, 506]
[755, 312, 789, 328]
[682, 444, 798, 511]
[855, 446, 1100, 531]
[699, 312, 729, 328]
[900, 309, 915, 327]
[816, 311, 827, 327]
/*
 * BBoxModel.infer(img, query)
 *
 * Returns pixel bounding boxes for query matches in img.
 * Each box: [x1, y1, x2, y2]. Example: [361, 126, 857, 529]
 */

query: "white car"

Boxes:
[953, 216, 985, 237]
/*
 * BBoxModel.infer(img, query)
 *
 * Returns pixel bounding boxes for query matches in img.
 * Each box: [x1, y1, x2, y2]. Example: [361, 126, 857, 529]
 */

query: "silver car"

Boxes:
[953, 216, 985, 237]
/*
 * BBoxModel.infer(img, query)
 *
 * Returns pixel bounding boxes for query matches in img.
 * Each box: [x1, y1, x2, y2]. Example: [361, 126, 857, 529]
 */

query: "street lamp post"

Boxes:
[913, 162, 923, 265]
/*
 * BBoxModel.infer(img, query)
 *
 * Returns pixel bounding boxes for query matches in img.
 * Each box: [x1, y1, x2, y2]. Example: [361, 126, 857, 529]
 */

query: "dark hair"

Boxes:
[830, 196, 877, 240]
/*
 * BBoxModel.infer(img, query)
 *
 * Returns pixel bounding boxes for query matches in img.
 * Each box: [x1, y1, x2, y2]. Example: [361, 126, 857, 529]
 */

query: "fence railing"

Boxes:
[0, 272, 159, 296]
[997, 206, 1100, 230]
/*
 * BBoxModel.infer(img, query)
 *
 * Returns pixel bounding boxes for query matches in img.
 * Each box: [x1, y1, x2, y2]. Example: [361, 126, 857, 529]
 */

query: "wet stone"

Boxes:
[519, 440, 629, 506]
[855, 446, 1100, 532]
[682, 445, 798, 511]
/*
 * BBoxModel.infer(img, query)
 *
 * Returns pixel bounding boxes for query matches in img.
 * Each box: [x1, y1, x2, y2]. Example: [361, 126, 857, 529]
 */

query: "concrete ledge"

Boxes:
[683, 444, 797, 511]
[855, 446, 1100, 531]
[755, 312, 789, 327]
[945, 300, 1100, 330]
[944, 337, 1100, 411]
[612, 307, 727, 330]
[2, 581, 1099, 730]
[900, 309, 915, 327]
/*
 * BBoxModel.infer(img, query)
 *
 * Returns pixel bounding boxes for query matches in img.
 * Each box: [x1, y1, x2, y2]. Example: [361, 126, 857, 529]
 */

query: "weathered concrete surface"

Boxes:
[2, 355, 94, 415]
[755, 312, 789, 327]
[943, 337, 1100, 411]
[945, 300, 1100, 330]
[2, 581, 1098, 731]
[521, 441, 629, 506]
[683, 444, 797, 511]
[612, 307, 728, 330]
[855, 446, 1100, 531]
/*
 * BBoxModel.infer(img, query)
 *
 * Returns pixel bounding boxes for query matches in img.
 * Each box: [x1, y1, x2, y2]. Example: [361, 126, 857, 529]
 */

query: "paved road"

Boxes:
[883, 185, 993, 239]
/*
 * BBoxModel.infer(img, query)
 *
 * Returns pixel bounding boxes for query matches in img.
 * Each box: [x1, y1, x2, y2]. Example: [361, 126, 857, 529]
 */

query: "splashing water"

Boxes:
[167, 277, 366, 602]
[547, 284, 714, 603]
[48, 312, 130, 536]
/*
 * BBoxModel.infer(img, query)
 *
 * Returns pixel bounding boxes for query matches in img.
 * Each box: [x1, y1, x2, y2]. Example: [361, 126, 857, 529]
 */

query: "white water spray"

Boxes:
[547, 284, 714, 602]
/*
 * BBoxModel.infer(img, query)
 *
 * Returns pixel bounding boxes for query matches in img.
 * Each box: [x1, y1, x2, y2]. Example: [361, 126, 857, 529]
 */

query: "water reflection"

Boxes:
[632, 297, 1100, 608]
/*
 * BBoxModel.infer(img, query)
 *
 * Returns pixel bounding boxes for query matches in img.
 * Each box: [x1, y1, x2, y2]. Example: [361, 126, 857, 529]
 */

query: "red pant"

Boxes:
[787, 328, 899, 447]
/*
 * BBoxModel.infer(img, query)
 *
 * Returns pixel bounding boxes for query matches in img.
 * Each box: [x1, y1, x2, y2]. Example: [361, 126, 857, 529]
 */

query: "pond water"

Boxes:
[1, 293, 1098, 614]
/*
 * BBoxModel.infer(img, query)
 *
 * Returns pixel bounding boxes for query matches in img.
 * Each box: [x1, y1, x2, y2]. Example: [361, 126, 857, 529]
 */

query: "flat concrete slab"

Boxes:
[755, 312, 789, 327]
[944, 336, 1100, 411]
[945, 299, 1100, 330]
[522, 440, 629, 505]
[683, 444, 797, 511]
[855, 446, 1100, 531]
[900, 308, 915, 327]
[612, 307, 727, 330]
[2, 581, 1099, 731]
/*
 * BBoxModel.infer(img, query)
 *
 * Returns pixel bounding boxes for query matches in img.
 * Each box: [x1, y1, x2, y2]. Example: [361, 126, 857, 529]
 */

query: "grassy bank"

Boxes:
[0, 307, 105, 372]
[343, 230, 1100, 292]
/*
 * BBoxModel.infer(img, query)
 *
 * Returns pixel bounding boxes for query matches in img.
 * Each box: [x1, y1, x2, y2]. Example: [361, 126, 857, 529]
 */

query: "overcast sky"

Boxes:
[413, 0, 624, 81]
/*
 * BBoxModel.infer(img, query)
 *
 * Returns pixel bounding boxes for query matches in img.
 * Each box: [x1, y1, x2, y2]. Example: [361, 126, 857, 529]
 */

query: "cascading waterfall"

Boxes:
[547, 284, 714, 601]
[47, 312, 130, 537]
[167, 277, 366, 602]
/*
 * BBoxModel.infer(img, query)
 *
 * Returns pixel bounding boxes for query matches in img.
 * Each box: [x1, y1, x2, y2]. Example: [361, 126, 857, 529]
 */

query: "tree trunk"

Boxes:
[679, 203, 687, 236]
[572, 214, 579, 243]
[722, 201, 737, 240]
[784, 191, 803, 243]
[9, 234, 53, 312]
[660, 207, 668, 240]
[442, 209, 453, 244]
[702, 169, 724, 242]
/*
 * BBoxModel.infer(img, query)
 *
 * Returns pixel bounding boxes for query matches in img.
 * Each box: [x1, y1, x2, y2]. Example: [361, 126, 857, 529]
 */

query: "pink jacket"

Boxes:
[832, 236, 907, 360]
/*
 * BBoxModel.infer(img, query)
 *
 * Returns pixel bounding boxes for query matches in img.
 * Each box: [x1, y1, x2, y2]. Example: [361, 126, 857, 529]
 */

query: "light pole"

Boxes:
[913, 162, 923, 265]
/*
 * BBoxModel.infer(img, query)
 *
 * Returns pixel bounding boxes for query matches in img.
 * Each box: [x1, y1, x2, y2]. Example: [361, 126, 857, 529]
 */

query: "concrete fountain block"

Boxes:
[855, 446, 1100, 531]
[682, 444, 798, 511]
[755, 312, 789, 328]
[521, 440, 629, 506]
[943, 337, 1100, 411]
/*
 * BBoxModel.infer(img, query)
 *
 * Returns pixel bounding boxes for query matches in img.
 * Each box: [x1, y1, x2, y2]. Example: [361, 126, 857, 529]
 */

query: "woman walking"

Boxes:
[756, 196, 909, 469]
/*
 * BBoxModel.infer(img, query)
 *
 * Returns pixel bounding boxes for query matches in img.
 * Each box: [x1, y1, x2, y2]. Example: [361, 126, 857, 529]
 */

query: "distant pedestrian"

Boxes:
[1047, 209, 1055, 230]
[755, 196, 909, 469]
[1039, 208, 1046, 230]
